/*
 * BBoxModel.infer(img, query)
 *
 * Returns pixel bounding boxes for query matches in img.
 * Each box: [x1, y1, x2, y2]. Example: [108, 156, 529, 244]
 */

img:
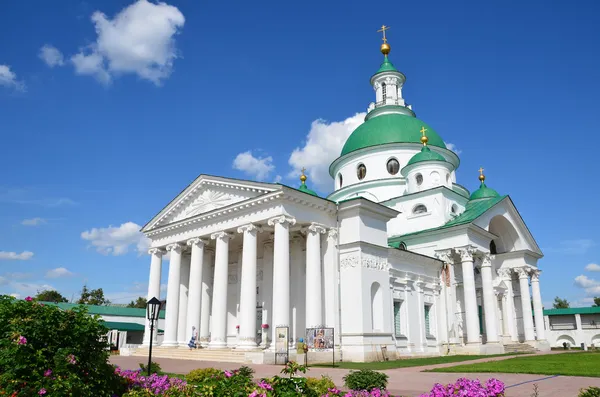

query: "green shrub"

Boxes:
[0, 295, 125, 396]
[580, 387, 600, 397]
[139, 361, 162, 374]
[186, 367, 223, 384]
[343, 369, 388, 391]
[306, 375, 336, 395]
[237, 365, 255, 380]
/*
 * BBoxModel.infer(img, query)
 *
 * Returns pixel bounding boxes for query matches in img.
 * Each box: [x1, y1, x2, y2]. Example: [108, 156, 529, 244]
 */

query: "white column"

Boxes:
[305, 223, 326, 328]
[177, 254, 191, 346]
[199, 248, 213, 347]
[143, 248, 163, 346]
[261, 239, 274, 348]
[237, 223, 261, 349]
[457, 246, 480, 344]
[290, 235, 304, 348]
[517, 267, 535, 342]
[186, 238, 206, 345]
[162, 243, 183, 347]
[268, 215, 295, 346]
[209, 231, 233, 348]
[480, 254, 499, 343]
[531, 270, 546, 341]
[435, 250, 456, 344]
[498, 268, 518, 342]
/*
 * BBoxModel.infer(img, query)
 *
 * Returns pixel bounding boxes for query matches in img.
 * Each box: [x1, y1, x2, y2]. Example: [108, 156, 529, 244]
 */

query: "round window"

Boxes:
[386, 158, 400, 175]
[357, 164, 367, 180]
[338, 173, 343, 188]
[416, 173, 423, 186]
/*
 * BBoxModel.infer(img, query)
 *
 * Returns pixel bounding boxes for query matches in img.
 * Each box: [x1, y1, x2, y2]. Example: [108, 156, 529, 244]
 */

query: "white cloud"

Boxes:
[4, 272, 33, 280]
[545, 239, 595, 255]
[21, 217, 47, 226]
[585, 263, 600, 272]
[9, 293, 20, 299]
[45, 267, 74, 279]
[0, 65, 25, 92]
[288, 113, 366, 192]
[39, 45, 65, 67]
[10, 282, 54, 297]
[71, 0, 185, 85]
[273, 175, 282, 183]
[0, 276, 8, 286]
[232, 151, 275, 181]
[0, 251, 34, 260]
[81, 221, 150, 256]
[445, 142, 462, 155]
[574, 275, 600, 295]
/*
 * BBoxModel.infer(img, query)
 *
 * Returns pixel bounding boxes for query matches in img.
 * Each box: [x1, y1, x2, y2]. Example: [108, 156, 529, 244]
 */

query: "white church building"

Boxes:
[138, 29, 549, 363]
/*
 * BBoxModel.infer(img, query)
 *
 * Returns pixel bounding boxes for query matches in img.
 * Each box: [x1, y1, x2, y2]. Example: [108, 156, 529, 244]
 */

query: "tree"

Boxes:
[127, 296, 147, 309]
[593, 297, 600, 307]
[553, 296, 570, 309]
[77, 284, 110, 306]
[35, 289, 68, 303]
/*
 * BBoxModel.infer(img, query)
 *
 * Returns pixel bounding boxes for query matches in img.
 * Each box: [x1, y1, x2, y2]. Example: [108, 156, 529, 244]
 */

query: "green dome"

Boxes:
[298, 181, 318, 197]
[341, 114, 446, 156]
[469, 182, 500, 200]
[406, 145, 446, 167]
[374, 55, 398, 74]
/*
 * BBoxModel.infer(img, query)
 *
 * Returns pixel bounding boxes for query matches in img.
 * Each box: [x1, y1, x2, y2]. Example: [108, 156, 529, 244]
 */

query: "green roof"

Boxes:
[341, 114, 446, 157]
[42, 302, 166, 319]
[298, 181, 318, 197]
[374, 55, 398, 74]
[102, 321, 144, 332]
[389, 195, 507, 241]
[405, 145, 447, 167]
[543, 307, 600, 316]
[469, 182, 500, 201]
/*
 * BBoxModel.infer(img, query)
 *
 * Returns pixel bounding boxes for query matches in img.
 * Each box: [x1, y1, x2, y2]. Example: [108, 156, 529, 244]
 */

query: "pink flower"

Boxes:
[44, 369, 52, 377]
[38, 389, 46, 395]
[17, 336, 27, 345]
[224, 370, 233, 378]
[25, 296, 33, 302]
[66, 354, 76, 364]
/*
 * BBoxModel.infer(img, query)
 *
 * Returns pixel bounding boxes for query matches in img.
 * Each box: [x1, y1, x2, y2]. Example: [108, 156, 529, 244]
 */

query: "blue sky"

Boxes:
[1, 0, 599, 307]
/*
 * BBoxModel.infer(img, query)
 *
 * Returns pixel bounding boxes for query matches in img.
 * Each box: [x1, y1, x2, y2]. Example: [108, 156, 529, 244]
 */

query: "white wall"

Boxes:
[545, 313, 600, 348]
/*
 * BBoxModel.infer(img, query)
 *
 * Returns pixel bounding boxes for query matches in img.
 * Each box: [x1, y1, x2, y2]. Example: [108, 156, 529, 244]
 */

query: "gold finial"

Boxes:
[377, 25, 391, 55]
[478, 167, 486, 183]
[300, 167, 307, 183]
[420, 126, 428, 145]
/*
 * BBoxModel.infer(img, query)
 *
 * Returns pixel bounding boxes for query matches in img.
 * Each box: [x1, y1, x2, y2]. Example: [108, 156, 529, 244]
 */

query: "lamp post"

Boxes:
[146, 297, 162, 376]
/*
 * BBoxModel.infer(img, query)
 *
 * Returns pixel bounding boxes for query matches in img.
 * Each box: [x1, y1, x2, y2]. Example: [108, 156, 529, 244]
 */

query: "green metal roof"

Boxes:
[405, 145, 447, 167]
[543, 307, 600, 316]
[469, 182, 500, 201]
[298, 181, 318, 197]
[101, 321, 165, 332]
[389, 195, 507, 241]
[374, 55, 399, 74]
[340, 114, 446, 157]
[42, 302, 166, 319]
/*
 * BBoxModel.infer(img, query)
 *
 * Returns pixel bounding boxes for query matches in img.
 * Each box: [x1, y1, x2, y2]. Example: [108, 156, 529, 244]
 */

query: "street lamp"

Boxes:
[146, 297, 162, 376]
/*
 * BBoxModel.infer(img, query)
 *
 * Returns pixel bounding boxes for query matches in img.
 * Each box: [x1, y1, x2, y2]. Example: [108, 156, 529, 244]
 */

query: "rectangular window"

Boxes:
[424, 305, 431, 335]
[394, 301, 402, 337]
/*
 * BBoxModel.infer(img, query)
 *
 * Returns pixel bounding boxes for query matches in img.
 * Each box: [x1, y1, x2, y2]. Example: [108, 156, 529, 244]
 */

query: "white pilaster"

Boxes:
[305, 223, 327, 328]
[162, 243, 183, 347]
[435, 250, 456, 344]
[517, 267, 535, 342]
[143, 248, 163, 346]
[268, 215, 295, 346]
[186, 238, 206, 346]
[457, 246, 480, 344]
[237, 223, 261, 349]
[530, 270, 546, 341]
[209, 231, 233, 348]
[177, 254, 191, 346]
[199, 248, 214, 347]
[498, 268, 518, 342]
[480, 254, 499, 343]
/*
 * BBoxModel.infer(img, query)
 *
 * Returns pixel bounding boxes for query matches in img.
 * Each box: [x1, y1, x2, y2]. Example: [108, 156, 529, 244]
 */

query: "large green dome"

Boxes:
[340, 113, 446, 157]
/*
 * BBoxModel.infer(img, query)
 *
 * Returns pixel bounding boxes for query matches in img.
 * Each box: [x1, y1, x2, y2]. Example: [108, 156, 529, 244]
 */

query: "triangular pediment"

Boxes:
[142, 175, 280, 232]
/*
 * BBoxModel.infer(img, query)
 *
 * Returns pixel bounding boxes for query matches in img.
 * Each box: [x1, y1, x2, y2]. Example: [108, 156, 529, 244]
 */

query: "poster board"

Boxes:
[274, 326, 289, 364]
[305, 327, 334, 351]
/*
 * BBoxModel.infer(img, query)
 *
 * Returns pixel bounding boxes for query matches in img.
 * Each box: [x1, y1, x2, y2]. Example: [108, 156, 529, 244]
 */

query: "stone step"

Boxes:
[130, 347, 250, 363]
[503, 343, 537, 353]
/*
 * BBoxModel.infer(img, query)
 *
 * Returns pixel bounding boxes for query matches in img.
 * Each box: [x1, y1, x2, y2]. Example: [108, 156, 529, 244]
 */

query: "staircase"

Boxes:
[504, 343, 538, 354]
[130, 346, 249, 363]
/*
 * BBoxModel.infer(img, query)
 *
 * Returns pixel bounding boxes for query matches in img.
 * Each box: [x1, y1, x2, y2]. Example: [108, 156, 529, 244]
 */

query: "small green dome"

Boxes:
[374, 55, 398, 74]
[469, 182, 500, 200]
[406, 145, 446, 167]
[298, 180, 318, 197]
[341, 114, 446, 157]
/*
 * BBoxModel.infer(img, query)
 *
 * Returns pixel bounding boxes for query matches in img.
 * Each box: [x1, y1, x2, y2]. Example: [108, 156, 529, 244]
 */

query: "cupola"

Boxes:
[469, 168, 500, 201]
[297, 168, 318, 197]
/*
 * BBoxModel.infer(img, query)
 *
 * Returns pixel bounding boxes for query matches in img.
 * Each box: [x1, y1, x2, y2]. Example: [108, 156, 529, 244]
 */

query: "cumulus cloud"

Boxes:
[288, 113, 366, 192]
[445, 142, 462, 155]
[0, 251, 34, 260]
[574, 274, 600, 295]
[232, 151, 275, 181]
[0, 65, 25, 92]
[39, 45, 65, 67]
[81, 221, 150, 256]
[45, 267, 74, 279]
[70, 0, 185, 85]
[585, 263, 600, 272]
[21, 217, 47, 226]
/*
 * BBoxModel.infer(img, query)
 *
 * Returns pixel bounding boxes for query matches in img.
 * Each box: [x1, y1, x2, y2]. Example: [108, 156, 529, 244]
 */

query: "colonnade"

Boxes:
[142, 215, 335, 349]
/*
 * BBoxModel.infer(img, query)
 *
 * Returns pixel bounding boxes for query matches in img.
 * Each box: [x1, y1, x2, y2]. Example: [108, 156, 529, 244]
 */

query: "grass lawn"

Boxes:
[311, 353, 525, 370]
[427, 351, 600, 377]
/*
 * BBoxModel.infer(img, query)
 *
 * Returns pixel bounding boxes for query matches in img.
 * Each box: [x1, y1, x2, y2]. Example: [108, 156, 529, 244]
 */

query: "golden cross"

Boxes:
[301, 167, 306, 175]
[377, 25, 390, 43]
[420, 126, 427, 137]
[479, 167, 484, 176]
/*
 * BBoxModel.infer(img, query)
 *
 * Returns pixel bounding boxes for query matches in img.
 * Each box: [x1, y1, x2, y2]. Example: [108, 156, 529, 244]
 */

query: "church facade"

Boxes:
[139, 30, 549, 362]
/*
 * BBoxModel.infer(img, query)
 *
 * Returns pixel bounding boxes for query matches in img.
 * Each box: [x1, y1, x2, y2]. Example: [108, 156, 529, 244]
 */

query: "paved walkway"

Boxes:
[111, 352, 600, 397]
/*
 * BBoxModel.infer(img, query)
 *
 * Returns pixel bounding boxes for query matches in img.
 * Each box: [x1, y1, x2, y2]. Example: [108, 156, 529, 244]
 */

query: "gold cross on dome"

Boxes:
[377, 25, 390, 43]
[301, 167, 306, 175]
[420, 126, 427, 137]
[479, 167, 484, 176]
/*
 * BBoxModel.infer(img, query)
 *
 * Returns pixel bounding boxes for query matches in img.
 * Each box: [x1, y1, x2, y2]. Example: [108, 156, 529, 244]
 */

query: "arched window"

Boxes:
[338, 173, 343, 188]
[399, 242, 407, 250]
[413, 204, 428, 214]
[446, 173, 451, 184]
[371, 282, 383, 331]
[416, 173, 423, 186]
[381, 83, 387, 103]
[490, 240, 497, 255]
[386, 158, 400, 175]
[357, 163, 367, 180]
[451, 204, 458, 214]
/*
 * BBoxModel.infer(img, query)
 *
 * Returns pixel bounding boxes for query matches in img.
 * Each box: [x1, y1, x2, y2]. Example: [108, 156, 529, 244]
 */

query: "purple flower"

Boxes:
[38, 389, 46, 395]
[17, 336, 27, 345]
[66, 354, 77, 364]
[224, 370, 233, 378]
[25, 296, 33, 302]
[44, 369, 52, 377]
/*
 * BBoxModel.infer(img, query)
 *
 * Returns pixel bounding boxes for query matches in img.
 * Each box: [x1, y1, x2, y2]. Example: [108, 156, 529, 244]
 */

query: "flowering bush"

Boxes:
[419, 378, 505, 397]
[117, 368, 188, 395]
[0, 295, 124, 396]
